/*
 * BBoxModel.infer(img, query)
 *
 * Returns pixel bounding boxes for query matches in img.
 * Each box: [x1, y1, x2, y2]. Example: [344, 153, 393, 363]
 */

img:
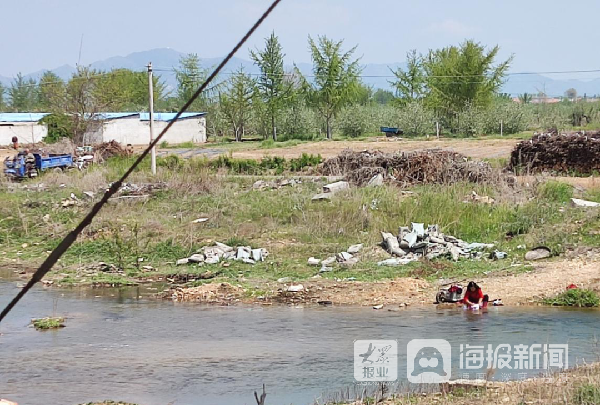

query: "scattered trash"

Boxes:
[83, 191, 95, 199]
[491, 251, 508, 260]
[307, 257, 321, 266]
[191, 218, 209, 224]
[380, 222, 496, 264]
[177, 242, 268, 266]
[567, 283, 578, 290]
[347, 244, 363, 254]
[492, 299, 504, 306]
[312, 181, 350, 201]
[571, 198, 600, 208]
[106, 182, 167, 197]
[525, 246, 551, 261]
[320, 149, 496, 186]
[464, 191, 495, 205]
[373, 304, 384, 310]
[253, 178, 301, 191]
[287, 284, 304, 293]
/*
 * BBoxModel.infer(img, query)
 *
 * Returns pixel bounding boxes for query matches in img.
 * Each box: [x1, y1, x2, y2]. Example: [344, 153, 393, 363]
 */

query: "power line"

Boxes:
[0, 0, 283, 324]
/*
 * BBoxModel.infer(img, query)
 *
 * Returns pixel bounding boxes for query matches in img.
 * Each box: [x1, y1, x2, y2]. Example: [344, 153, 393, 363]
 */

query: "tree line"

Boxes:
[0, 34, 598, 143]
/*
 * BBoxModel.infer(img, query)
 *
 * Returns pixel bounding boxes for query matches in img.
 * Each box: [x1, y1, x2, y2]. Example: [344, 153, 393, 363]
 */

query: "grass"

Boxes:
[31, 317, 65, 330]
[1, 157, 599, 289]
[543, 289, 600, 307]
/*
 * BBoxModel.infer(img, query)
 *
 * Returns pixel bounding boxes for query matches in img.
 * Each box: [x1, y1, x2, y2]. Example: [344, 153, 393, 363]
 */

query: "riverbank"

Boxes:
[1, 146, 600, 309]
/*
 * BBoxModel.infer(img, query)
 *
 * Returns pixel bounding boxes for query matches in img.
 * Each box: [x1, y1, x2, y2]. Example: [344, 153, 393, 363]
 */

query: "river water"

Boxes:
[1, 277, 600, 405]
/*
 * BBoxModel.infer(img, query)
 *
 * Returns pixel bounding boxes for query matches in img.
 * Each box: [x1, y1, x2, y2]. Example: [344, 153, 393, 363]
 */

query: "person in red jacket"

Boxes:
[460, 281, 489, 308]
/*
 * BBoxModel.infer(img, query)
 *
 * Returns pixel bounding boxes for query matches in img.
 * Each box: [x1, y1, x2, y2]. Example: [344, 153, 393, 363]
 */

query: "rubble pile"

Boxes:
[252, 178, 301, 190]
[509, 132, 600, 174]
[319, 149, 495, 187]
[378, 223, 498, 266]
[106, 182, 167, 196]
[177, 242, 268, 266]
[94, 140, 130, 162]
[169, 282, 243, 303]
[307, 243, 364, 271]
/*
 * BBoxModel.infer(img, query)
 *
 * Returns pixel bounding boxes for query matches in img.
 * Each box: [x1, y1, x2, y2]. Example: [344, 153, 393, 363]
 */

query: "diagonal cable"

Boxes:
[0, 0, 283, 323]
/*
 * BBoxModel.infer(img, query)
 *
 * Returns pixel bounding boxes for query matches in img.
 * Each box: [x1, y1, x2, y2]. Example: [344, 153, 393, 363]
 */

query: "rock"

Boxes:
[287, 284, 304, 292]
[399, 303, 406, 307]
[215, 242, 234, 252]
[373, 304, 384, 310]
[323, 181, 350, 194]
[340, 257, 359, 268]
[411, 223, 425, 237]
[321, 256, 336, 266]
[308, 257, 321, 266]
[253, 180, 269, 190]
[450, 245, 463, 261]
[236, 247, 251, 260]
[319, 266, 333, 273]
[204, 256, 220, 265]
[347, 243, 363, 254]
[571, 198, 600, 208]
[382, 232, 406, 256]
[176, 258, 189, 266]
[312, 193, 332, 201]
[336, 252, 354, 262]
[251, 249, 264, 262]
[429, 236, 446, 244]
[191, 218, 209, 224]
[525, 246, 551, 261]
[83, 191, 95, 199]
[491, 251, 507, 260]
[188, 253, 205, 263]
[277, 277, 292, 283]
[402, 232, 418, 248]
[367, 173, 384, 187]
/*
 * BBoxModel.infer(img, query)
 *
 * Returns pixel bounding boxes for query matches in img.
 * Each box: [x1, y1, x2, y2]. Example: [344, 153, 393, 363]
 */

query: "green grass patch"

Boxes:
[31, 317, 65, 330]
[574, 383, 600, 404]
[537, 181, 574, 203]
[543, 289, 600, 307]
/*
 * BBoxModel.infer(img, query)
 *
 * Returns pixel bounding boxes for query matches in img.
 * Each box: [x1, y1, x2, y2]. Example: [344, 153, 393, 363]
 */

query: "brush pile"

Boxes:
[94, 140, 130, 162]
[319, 149, 494, 186]
[509, 132, 600, 174]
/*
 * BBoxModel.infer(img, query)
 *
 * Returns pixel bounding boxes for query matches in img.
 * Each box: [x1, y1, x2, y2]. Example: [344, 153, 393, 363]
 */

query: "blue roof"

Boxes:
[0, 113, 50, 122]
[139, 112, 206, 122]
[95, 112, 139, 120]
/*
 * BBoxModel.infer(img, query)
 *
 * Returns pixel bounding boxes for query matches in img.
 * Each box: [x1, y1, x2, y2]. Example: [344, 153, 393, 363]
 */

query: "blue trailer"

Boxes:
[4, 153, 74, 180]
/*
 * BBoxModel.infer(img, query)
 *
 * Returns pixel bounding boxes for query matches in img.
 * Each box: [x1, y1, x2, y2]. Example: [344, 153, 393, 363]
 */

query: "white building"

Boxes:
[0, 112, 207, 147]
[85, 112, 207, 145]
[0, 113, 49, 146]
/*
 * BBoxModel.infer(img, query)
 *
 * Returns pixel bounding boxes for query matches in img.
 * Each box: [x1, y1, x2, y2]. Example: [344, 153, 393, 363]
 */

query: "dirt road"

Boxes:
[231, 138, 521, 160]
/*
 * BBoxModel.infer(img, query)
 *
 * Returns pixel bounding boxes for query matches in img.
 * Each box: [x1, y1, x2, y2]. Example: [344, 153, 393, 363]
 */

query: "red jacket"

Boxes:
[464, 288, 483, 303]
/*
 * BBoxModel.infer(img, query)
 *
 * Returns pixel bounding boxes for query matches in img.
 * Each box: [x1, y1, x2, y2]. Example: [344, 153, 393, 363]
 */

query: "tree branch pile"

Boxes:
[509, 132, 600, 174]
[93, 140, 130, 162]
[319, 149, 495, 186]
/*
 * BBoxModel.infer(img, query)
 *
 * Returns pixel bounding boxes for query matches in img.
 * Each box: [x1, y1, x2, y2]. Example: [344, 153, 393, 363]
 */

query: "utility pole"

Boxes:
[147, 62, 156, 175]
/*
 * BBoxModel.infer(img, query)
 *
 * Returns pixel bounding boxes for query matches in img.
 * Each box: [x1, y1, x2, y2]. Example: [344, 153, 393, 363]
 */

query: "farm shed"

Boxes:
[0, 113, 49, 146]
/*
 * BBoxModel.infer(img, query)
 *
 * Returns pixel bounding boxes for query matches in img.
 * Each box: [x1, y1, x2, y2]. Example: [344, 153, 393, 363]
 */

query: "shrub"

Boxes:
[39, 113, 73, 143]
[457, 103, 486, 136]
[396, 101, 435, 136]
[544, 289, 600, 307]
[337, 105, 375, 138]
[484, 101, 531, 134]
[289, 153, 322, 171]
[32, 317, 65, 330]
[574, 383, 600, 404]
[157, 154, 185, 170]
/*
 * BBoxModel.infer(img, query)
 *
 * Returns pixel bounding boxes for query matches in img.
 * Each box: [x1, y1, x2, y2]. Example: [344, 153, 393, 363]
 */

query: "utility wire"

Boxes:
[0, 0, 283, 324]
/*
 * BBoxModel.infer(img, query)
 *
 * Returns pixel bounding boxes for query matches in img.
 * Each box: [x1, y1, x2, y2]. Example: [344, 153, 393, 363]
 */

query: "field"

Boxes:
[2, 137, 600, 307]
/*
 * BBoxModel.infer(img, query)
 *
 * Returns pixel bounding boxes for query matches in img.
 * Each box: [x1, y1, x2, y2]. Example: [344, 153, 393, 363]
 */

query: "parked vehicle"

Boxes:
[435, 284, 463, 303]
[4, 153, 74, 180]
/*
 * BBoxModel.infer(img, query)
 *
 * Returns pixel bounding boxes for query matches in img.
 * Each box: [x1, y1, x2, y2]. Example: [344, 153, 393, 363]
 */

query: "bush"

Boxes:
[544, 289, 600, 307]
[397, 101, 435, 136]
[32, 317, 65, 330]
[337, 105, 375, 138]
[484, 101, 531, 134]
[157, 154, 185, 170]
[289, 153, 322, 171]
[39, 113, 73, 143]
[457, 103, 486, 136]
[574, 383, 600, 405]
[279, 104, 320, 140]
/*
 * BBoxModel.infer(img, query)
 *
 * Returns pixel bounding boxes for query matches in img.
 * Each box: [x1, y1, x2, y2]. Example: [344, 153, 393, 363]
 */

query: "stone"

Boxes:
[382, 232, 406, 256]
[411, 222, 425, 237]
[336, 252, 354, 262]
[251, 249, 264, 262]
[367, 173, 384, 187]
[308, 257, 321, 266]
[277, 277, 292, 283]
[340, 257, 359, 268]
[450, 245, 463, 261]
[403, 232, 418, 248]
[312, 193, 332, 201]
[215, 242, 234, 252]
[176, 258, 189, 266]
[321, 256, 336, 266]
[323, 181, 350, 194]
[525, 247, 551, 261]
[347, 244, 363, 254]
[377, 258, 417, 266]
[236, 247, 251, 260]
[204, 256, 220, 265]
[191, 218, 209, 224]
[287, 284, 304, 292]
[373, 304, 384, 310]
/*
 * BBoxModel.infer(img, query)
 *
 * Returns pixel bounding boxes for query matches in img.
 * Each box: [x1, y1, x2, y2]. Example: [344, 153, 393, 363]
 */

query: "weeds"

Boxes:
[543, 289, 600, 307]
[574, 383, 600, 404]
[31, 317, 65, 330]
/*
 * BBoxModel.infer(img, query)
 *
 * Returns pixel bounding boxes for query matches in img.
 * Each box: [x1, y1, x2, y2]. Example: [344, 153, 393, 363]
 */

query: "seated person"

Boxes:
[459, 281, 489, 308]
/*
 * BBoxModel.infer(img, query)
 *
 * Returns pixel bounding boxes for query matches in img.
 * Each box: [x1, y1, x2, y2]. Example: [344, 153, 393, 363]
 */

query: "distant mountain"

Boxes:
[1, 47, 600, 97]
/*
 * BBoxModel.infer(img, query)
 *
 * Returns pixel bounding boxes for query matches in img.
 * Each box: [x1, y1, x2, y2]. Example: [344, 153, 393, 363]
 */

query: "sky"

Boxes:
[2, 0, 600, 78]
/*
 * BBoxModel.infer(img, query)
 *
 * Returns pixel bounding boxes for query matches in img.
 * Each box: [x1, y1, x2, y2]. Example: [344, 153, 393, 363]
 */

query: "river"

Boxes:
[1, 277, 600, 405]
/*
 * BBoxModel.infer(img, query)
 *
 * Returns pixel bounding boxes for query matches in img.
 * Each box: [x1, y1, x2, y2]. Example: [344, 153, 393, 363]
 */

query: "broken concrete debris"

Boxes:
[312, 181, 350, 201]
[308, 244, 363, 271]
[177, 242, 268, 266]
[347, 243, 363, 254]
[571, 198, 600, 208]
[307, 257, 321, 266]
[253, 178, 301, 191]
[379, 222, 497, 265]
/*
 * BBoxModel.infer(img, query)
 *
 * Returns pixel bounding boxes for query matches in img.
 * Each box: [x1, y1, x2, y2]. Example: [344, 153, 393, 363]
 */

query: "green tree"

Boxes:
[391, 49, 425, 105]
[423, 41, 512, 122]
[65, 66, 102, 143]
[250, 32, 290, 141]
[175, 54, 211, 111]
[38, 71, 65, 111]
[94, 69, 165, 111]
[519, 93, 532, 104]
[299, 35, 361, 139]
[0, 82, 6, 111]
[219, 68, 255, 142]
[9, 73, 38, 111]
[373, 89, 394, 105]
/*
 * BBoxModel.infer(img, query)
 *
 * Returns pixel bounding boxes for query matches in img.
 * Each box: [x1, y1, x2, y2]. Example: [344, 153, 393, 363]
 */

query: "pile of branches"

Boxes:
[509, 132, 600, 174]
[94, 140, 129, 162]
[319, 149, 495, 186]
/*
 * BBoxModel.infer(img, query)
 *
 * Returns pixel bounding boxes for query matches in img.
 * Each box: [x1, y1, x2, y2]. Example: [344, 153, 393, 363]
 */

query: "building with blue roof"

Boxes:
[0, 112, 207, 146]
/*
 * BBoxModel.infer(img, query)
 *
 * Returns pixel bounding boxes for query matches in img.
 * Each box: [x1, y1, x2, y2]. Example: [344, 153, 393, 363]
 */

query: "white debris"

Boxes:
[188, 254, 205, 263]
[176, 242, 268, 266]
[323, 181, 350, 194]
[204, 256, 220, 265]
[321, 256, 337, 266]
[191, 218, 209, 224]
[336, 252, 354, 262]
[308, 257, 321, 266]
[287, 284, 304, 292]
[176, 258, 189, 266]
[373, 304, 384, 310]
[367, 173, 384, 187]
[347, 244, 363, 254]
[377, 257, 418, 266]
[571, 198, 600, 208]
